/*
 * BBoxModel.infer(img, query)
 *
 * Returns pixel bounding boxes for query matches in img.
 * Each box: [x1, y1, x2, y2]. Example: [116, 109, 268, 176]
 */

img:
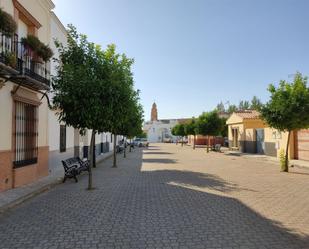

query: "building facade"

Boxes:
[225, 110, 309, 161]
[143, 103, 189, 143]
[0, 0, 54, 191]
[0, 0, 119, 192]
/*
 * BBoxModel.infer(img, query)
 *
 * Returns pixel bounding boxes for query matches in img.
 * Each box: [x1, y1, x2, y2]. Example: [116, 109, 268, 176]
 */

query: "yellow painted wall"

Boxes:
[228, 124, 245, 149]
[264, 128, 295, 159]
[245, 129, 255, 141]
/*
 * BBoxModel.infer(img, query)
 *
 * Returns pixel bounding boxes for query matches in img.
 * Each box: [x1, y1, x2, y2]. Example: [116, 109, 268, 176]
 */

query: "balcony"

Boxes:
[0, 33, 50, 90]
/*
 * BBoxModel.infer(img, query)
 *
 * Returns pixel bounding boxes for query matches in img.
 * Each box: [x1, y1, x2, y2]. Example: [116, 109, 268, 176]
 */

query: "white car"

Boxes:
[134, 138, 149, 147]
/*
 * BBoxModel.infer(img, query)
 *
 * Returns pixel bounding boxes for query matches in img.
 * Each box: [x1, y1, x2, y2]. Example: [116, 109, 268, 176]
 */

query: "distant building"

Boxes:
[226, 109, 309, 161]
[143, 103, 190, 143]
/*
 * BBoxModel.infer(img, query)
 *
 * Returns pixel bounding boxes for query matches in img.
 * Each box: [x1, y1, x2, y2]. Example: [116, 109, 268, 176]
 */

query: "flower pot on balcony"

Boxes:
[3, 51, 17, 68]
[21, 35, 53, 62]
[0, 8, 17, 36]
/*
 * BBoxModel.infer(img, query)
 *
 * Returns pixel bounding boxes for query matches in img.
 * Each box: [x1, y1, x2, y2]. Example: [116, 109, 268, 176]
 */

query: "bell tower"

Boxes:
[151, 102, 158, 121]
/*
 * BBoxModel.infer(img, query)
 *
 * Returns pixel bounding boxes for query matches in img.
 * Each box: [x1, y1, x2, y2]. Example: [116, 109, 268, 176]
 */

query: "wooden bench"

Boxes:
[61, 157, 90, 183]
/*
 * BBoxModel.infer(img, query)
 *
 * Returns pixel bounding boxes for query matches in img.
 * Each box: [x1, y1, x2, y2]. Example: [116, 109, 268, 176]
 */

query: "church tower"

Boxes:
[151, 102, 158, 121]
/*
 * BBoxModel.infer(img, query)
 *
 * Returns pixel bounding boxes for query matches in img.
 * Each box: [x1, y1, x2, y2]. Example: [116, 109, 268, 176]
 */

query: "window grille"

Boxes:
[59, 125, 66, 152]
[14, 101, 38, 168]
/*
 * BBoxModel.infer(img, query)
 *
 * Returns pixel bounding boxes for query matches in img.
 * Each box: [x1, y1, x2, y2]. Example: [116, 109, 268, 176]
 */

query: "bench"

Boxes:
[61, 157, 90, 183]
[116, 144, 124, 153]
[211, 144, 221, 152]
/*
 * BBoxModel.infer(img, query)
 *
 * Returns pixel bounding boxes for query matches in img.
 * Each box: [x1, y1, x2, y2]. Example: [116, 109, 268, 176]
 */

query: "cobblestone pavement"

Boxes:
[1, 144, 309, 249]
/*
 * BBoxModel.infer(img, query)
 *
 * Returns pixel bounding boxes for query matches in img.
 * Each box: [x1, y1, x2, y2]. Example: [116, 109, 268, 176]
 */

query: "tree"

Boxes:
[260, 72, 309, 172]
[220, 117, 228, 137]
[238, 100, 250, 110]
[120, 92, 144, 155]
[103, 44, 138, 167]
[185, 118, 198, 149]
[197, 111, 223, 152]
[52, 25, 112, 190]
[216, 101, 225, 113]
[250, 96, 263, 110]
[227, 104, 237, 114]
[172, 123, 186, 146]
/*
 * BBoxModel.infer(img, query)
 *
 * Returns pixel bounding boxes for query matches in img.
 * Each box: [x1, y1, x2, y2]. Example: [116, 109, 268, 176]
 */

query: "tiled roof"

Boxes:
[234, 110, 261, 119]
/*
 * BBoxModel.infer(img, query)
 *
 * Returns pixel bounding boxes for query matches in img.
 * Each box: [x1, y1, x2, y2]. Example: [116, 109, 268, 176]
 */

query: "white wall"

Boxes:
[144, 120, 179, 143]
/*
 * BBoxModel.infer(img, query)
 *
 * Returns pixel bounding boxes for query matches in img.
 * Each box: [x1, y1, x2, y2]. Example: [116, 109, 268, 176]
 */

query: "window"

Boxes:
[59, 125, 66, 152]
[14, 101, 38, 167]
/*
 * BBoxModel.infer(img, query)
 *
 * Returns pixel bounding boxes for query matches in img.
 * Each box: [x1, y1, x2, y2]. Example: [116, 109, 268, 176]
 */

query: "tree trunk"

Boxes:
[93, 134, 96, 168]
[124, 138, 126, 158]
[129, 139, 132, 152]
[181, 137, 184, 147]
[87, 130, 95, 190]
[193, 135, 196, 150]
[113, 134, 117, 168]
[283, 130, 291, 172]
[207, 135, 210, 153]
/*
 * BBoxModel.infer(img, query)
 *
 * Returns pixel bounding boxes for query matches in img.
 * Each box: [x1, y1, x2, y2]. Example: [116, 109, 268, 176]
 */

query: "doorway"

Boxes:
[256, 129, 265, 154]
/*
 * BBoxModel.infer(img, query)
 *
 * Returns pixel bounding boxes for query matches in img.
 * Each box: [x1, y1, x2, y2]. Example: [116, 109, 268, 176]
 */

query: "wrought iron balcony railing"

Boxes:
[0, 32, 50, 89]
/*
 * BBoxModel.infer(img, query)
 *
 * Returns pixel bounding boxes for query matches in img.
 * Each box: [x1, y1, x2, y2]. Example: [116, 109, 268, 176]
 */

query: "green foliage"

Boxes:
[260, 73, 309, 132]
[172, 123, 186, 137]
[279, 149, 287, 171]
[21, 35, 53, 61]
[260, 72, 309, 172]
[197, 111, 223, 136]
[52, 25, 111, 134]
[216, 102, 225, 112]
[238, 100, 250, 110]
[220, 117, 228, 137]
[224, 97, 262, 113]
[227, 104, 237, 114]
[0, 8, 17, 36]
[184, 117, 197, 136]
[250, 96, 263, 110]
[52, 25, 143, 182]
[3, 51, 16, 68]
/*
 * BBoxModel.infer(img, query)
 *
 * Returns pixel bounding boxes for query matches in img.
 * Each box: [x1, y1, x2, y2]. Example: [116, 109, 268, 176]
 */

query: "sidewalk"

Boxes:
[225, 150, 309, 169]
[0, 151, 113, 213]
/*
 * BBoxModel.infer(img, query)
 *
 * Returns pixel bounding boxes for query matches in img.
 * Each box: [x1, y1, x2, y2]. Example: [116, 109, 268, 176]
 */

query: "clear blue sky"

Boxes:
[53, 0, 309, 120]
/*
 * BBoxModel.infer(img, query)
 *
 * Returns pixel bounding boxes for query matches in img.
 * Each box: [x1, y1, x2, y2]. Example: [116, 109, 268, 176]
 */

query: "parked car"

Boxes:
[163, 138, 172, 143]
[134, 138, 149, 147]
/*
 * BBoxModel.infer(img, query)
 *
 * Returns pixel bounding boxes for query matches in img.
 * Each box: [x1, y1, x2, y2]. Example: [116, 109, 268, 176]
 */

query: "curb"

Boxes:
[0, 178, 63, 214]
[0, 153, 115, 214]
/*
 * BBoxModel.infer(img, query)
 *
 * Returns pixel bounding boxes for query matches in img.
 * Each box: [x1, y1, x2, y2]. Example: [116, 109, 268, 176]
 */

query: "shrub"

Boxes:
[0, 8, 17, 36]
[279, 149, 288, 171]
[3, 51, 17, 68]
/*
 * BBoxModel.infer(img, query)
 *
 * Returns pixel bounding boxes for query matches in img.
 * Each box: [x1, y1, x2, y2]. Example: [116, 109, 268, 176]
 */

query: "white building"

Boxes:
[143, 103, 189, 143]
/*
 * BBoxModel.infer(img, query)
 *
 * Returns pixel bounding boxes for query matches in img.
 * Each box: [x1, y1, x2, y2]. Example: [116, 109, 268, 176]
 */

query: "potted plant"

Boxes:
[3, 51, 17, 68]
[21, 35, 53, 62]
[0, 8, 17, 36]
[37, 44, 53, 62]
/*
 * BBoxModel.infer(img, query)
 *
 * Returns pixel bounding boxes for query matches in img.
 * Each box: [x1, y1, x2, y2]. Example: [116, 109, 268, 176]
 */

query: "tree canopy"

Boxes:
[260, 72, 309, 171]
[52, 25, 143, 186]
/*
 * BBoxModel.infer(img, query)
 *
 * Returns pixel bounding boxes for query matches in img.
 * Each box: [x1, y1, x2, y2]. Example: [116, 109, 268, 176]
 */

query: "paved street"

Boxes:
[1, 144, 309, 249]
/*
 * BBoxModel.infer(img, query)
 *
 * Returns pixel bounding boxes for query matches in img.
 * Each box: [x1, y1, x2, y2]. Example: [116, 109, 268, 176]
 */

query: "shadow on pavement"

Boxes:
[0, 147, 308, 248]
[143, 152, 174, 155]
[142, 158, 177, 164]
